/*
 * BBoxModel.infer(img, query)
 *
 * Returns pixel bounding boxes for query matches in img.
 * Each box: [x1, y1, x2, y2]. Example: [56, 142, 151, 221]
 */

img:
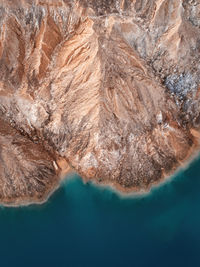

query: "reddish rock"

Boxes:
[0, 0, 200, 205]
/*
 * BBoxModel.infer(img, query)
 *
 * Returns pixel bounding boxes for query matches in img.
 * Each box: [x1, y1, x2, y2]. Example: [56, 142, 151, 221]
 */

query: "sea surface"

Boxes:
[1, 157, 200, 267]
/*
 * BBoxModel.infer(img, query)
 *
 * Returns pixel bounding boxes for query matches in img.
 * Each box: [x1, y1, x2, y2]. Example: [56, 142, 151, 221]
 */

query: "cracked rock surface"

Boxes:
[0, 0, 200, 205]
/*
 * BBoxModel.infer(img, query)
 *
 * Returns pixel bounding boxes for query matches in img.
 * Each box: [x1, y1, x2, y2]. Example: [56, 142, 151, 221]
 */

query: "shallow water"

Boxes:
[1, 157, 200, 267]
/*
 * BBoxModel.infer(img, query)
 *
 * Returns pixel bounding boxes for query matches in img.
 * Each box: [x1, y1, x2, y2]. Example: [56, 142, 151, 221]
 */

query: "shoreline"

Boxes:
[0, 161, 74, 208]
[1, 139, 200, 208]
[75, 142, 200, 199]
[89, 151, 200, 199]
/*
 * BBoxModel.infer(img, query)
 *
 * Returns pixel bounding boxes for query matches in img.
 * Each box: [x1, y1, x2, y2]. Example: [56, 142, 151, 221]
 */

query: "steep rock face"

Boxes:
[0, 0, 200, 205]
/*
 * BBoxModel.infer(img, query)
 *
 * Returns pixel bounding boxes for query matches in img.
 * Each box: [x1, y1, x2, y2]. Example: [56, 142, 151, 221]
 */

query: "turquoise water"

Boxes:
[1, 157, 200, 267]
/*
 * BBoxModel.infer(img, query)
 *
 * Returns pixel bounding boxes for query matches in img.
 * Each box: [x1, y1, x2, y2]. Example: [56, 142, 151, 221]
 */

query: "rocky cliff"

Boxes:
[0, 0, 200, 205]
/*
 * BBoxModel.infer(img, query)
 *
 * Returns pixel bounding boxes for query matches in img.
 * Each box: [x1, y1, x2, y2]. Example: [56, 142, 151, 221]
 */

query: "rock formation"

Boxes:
[0, 0, 200, 205]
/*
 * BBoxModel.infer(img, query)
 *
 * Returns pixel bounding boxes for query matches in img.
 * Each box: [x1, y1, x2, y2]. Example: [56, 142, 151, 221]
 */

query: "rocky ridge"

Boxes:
[0, 0, 200, 205]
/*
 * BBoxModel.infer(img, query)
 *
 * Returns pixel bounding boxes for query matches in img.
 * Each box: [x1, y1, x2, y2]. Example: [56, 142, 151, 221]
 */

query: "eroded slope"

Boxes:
[0, 0, 200, 205]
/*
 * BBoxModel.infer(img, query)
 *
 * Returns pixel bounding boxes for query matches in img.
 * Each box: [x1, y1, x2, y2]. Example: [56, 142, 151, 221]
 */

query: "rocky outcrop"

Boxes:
[0, 0, 200, 205]
[0, 116, 60, 206]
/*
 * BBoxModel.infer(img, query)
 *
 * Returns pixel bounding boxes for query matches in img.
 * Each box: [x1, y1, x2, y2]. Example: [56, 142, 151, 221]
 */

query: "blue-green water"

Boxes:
[1, 157, 200, 267]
